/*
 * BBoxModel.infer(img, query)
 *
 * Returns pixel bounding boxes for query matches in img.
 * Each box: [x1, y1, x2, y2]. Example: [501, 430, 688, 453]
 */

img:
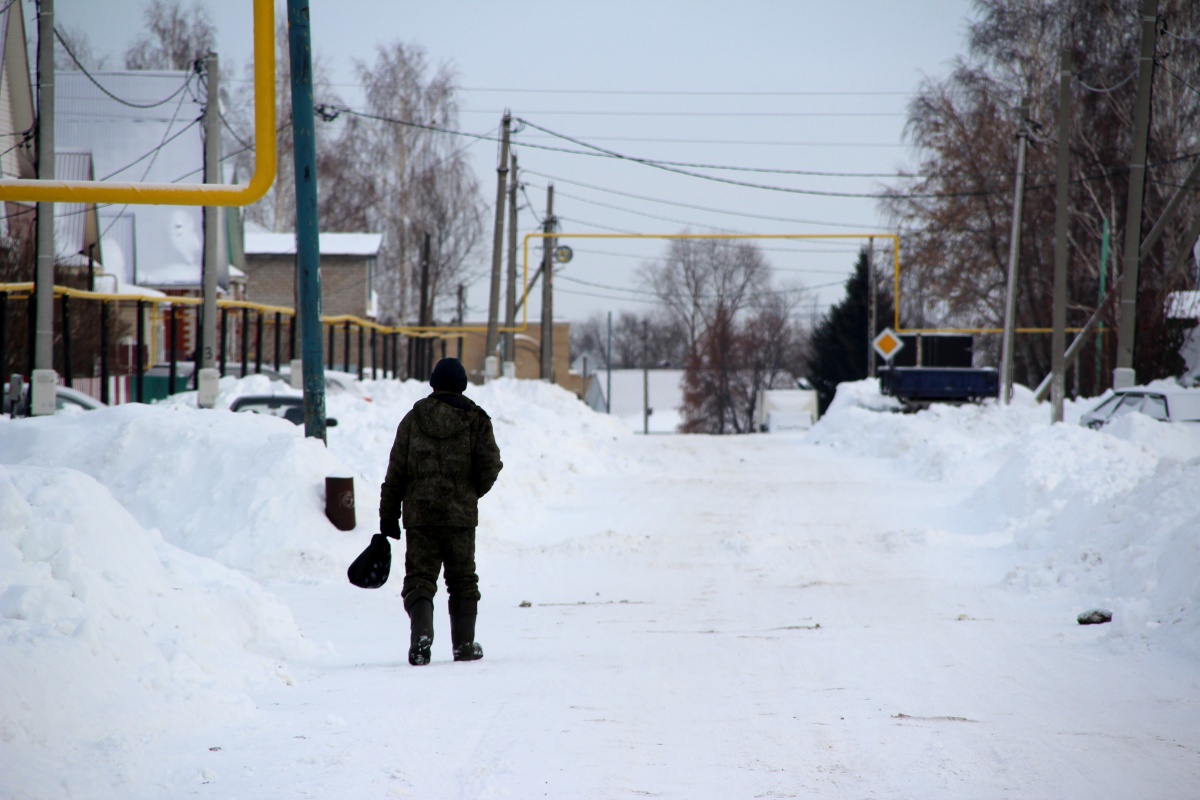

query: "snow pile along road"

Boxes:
[808, 380, 1200, 657]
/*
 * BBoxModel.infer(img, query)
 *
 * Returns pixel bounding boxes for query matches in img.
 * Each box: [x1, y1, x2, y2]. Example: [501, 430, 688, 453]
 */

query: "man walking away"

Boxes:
[379, 358, 504, 666]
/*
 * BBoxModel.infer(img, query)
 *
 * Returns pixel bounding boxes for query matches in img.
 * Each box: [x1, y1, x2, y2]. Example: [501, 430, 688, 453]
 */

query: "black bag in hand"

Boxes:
[347, 533, 392, 588]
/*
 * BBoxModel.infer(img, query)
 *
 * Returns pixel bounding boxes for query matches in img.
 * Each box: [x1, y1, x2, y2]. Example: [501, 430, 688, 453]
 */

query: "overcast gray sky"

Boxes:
[49, 0, 977, 325]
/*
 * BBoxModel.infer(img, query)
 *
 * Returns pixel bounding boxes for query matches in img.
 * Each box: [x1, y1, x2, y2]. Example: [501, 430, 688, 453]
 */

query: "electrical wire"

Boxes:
[517, 118, 993, 200]
[461, 87, 913, 97]
[524, 169, 891, 226]
[461, 109, 906, 119]
[54, 27, 196, 109]
[97, 116, 202, 181]
[1158, 62, 1200, 99]
[1075, 69, 1138, 94]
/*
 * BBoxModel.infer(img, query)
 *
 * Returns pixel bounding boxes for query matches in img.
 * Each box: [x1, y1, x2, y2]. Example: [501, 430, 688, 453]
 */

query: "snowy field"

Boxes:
[2, 375, 1198, 798]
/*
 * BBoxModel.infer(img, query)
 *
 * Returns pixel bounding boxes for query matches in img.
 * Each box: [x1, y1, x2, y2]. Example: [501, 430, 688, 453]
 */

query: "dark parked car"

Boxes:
[229, 395, 338, 427]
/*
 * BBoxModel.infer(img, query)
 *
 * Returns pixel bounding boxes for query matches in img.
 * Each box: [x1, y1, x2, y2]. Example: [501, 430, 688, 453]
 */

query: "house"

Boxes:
[0, 2, 35, 238]
[241, 223, 382, 318]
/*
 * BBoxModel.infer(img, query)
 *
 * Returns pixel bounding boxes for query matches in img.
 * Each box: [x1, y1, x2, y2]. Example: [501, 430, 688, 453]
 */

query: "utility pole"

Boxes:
[31, 0, 56, 415]
[287, 0, 326, 442]
[418, 232, 431, 379]
[1050, 49, 1073, 423]
[606, 310, 613, 414]
[642, 319, 649, 434]
[456, 283, 464, 360]
[999, 96, 1031, 405]
[503, 152, 518, 377]
[867, 236, 876, 379]
[1114, 0, 1159, 389]
[483, 112, 511, 379]
[198, 51, 221, 408]
[539, 183, 555, 382]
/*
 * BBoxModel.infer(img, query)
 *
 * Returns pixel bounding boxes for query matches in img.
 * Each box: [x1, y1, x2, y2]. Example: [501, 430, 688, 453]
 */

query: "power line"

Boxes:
[524, 169, 889, 226]
[460, 109, 906, 119]
[1075, 69, 1138, 94]
[321, 104, 971, 180]
[460, 87, 914, 97]
[518, 132, 908, 148]
[568, 246, 858, 272]
[517, 118, 995, 199]
[54, 27, 197, 109]
[98, 116, 202, 181]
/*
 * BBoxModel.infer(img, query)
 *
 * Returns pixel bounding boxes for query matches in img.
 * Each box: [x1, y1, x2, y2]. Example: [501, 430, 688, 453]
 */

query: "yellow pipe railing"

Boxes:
[0, 0, 275, 207]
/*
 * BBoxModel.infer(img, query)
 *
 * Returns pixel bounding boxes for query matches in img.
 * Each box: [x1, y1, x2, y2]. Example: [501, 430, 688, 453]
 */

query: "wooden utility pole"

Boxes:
[31, 0, 56, 414]
[999, 97, 1031, 404]
[483, 112, 511, 378]
[867, 237, 876, 379]
[1050, 49, 1073, 422]
[418, 232, 432, 378]
[456, 283, 464, 360]
[198, 51, 221, 408]
[503, 152, 518, 376]
[1114, 0, 1158, 390]
[539, 184, 555, 382]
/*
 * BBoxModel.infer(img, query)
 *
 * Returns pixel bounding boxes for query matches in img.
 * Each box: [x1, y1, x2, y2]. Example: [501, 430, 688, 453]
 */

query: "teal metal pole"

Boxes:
[287, 0, 326, 441]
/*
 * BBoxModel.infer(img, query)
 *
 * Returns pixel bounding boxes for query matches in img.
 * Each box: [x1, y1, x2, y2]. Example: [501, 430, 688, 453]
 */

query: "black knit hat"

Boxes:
[429, 358, 468, 393]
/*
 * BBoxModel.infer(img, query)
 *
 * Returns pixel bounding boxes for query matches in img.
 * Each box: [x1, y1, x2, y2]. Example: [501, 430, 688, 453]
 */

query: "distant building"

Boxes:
[242, 223, 383, 318]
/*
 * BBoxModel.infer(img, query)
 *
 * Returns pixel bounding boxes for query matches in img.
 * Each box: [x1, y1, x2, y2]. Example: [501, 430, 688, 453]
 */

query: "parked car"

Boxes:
[273, 366, 373, 402]
[229, 394, 338, 427]
[1079, 385, 1200, 429]
[4, 382, 107, 415]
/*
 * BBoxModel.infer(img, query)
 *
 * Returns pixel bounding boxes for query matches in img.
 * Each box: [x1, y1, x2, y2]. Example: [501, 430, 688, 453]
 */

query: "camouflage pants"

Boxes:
[401, 525, 480, 611]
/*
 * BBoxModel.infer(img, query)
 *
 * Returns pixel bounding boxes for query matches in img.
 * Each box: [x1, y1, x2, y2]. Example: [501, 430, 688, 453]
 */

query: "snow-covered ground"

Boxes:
[2, 375, 1198, 798]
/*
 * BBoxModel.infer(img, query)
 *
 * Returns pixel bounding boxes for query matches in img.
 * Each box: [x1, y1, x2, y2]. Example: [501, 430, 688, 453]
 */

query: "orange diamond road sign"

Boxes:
[873, 328, 904, 361]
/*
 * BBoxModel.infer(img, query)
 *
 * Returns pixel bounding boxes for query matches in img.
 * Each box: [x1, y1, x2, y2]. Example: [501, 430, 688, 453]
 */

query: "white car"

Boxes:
[3, 383, 107, 415]
[1079, 385, 1200, 429]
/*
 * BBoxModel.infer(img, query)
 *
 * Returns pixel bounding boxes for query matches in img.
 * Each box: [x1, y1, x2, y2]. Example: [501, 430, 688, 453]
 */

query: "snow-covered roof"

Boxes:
[244, 232, 383, 258]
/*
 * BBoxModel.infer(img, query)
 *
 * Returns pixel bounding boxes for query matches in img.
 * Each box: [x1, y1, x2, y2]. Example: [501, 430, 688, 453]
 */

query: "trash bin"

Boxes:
[325, 476, 356, 531]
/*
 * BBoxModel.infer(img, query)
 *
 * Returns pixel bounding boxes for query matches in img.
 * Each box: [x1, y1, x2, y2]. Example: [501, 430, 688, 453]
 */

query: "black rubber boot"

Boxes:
[449, 597, 483, 662]
[406, 597, 434, 666]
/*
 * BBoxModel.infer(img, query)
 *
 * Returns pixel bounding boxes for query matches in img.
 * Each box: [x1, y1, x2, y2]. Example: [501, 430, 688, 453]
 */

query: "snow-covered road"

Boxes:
[128, 433, 1199, 799]
[4, 377, 1198, 798]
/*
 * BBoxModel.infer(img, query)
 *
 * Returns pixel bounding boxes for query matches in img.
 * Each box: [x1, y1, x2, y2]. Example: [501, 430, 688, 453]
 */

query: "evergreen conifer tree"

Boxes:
[807, 249, 893, 414]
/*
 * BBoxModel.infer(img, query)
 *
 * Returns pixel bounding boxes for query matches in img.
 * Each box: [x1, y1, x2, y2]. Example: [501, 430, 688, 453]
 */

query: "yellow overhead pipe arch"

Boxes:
[0, 0, 275, 206]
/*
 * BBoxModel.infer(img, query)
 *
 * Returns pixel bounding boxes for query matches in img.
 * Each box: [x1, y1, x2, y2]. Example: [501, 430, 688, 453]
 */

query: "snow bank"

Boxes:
[809, 379, 1200, 656]
[0, 464, 309, 768]
[0, 374, 629, 791]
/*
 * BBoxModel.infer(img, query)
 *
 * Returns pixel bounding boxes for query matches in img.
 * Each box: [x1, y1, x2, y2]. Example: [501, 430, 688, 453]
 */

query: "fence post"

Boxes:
[240, 307, 249, 378]
[193, 305, 202, 389]
[370, 327, 377, 380]
[219, 306, 228, 376]
[327, 323, 334, 369]
[343, 320, 350, 373]
[289, 313, 296, 361]
[0, 292, 7, 382]
[62, 294, 73, 387]
[135, 300, 145, 402]
[99, 300, 109, 404]
[357, 324, 364, 380]
[274, 311, 282, 371]
[255, 310, 263, 374]
[168, 303, 178, 395]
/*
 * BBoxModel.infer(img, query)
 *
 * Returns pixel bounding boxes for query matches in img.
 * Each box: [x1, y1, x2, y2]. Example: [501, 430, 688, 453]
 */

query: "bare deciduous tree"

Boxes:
[124, 0, 215, 71]
[56, 25, 110, 72]
[883, 0, 1200, 392]
[640, 235, 769, 351]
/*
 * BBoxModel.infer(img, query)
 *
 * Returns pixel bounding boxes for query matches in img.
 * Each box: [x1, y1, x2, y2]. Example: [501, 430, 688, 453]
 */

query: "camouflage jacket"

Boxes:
[379, 392, 503, 529]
